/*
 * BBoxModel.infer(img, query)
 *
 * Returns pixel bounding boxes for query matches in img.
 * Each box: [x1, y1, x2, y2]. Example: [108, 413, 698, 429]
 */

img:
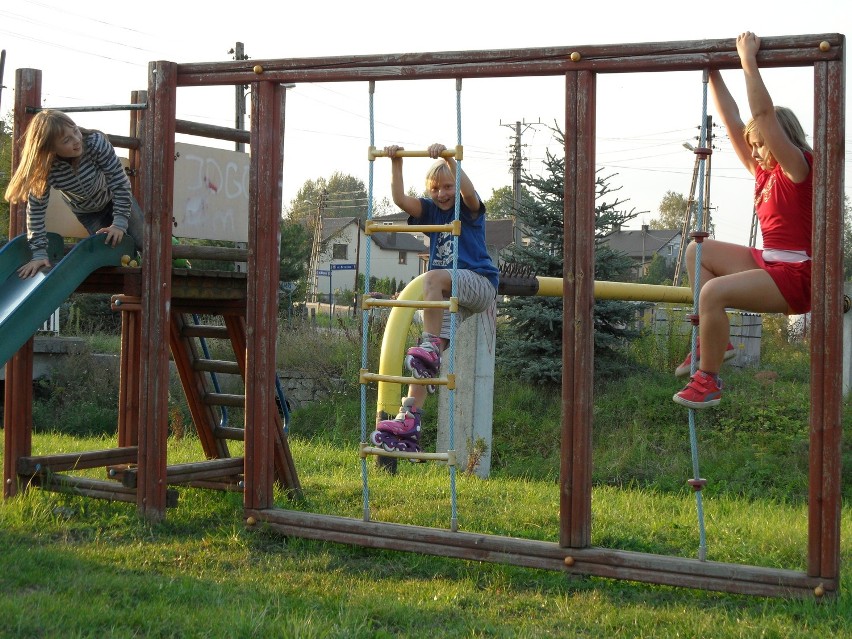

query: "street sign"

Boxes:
[315, 269, 330, 277]
[331, 263, 356, 271]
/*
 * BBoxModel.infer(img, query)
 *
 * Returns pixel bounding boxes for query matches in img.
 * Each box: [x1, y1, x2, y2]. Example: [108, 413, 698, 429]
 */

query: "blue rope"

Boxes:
[360, 80, 376, 522]
[447, 78, 462, 532]
[687, 72, 710, 561]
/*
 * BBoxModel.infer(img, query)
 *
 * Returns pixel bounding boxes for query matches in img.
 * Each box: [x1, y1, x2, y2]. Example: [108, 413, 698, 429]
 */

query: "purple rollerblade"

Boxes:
[370, 397, 422, 454]
[405, 335, 441, 393]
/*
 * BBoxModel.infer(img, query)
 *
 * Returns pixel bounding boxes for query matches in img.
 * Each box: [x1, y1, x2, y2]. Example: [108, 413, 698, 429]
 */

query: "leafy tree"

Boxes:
[651, 189, 716, 237]
[484, 185, 535, 220]
[372, 196, 396, 217]
[286, 172, 369, 223]
[0, 114, 12, 240]
[649, 190, 688, 230]
[498, 125, 639, 384]
[640, 253, 675, 286]
[279, 218, 311, 296]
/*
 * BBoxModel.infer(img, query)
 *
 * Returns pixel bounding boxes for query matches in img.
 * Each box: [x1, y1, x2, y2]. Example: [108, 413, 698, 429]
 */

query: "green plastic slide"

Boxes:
[0, 232, 135, 367]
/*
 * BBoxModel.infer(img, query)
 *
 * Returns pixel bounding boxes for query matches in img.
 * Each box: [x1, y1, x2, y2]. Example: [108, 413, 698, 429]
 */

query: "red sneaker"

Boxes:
[673, 371, 723, 409]
[675, 341, 736, 378]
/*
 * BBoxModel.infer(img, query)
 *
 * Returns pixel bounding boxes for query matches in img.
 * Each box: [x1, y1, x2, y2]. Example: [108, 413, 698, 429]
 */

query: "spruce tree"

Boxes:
[498, 126, 639, 383]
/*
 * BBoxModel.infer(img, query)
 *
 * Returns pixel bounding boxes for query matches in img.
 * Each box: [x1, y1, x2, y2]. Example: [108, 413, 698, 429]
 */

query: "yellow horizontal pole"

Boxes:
[359, 443, 453, 463]
[368, 145, 463, 161]
[364, 220, 460, 236]
[535, 277, 693, 304]
[363, 297, 458, 312]
[361, 370, 454, 390]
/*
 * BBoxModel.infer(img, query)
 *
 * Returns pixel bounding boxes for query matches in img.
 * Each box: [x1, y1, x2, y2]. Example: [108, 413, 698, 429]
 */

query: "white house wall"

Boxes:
[318, 221, 424, 295]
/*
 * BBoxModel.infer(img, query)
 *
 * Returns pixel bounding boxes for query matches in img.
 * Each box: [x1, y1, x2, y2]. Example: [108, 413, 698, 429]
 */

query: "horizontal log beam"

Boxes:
[121, 458, 244, 487]
[17, 447, 139, 474]
[248, 508, 834, 599]
[171, 245, 248, 261]
[175, 119, 250, 144]
[175, 35, 841, 86]
[30, 475, 178, 507]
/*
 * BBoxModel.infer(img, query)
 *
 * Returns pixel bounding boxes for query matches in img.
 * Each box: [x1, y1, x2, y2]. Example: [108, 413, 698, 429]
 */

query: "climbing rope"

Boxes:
[447, 77, 463, 532]
[360, 81, 376, 522]
[686, 70, 712, 561]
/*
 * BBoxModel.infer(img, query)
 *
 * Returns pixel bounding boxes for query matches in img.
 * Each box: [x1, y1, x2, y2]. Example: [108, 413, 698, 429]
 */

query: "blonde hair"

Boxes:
[744, 106, 813, 155]
[4, 110, 88, 204]
[424, 159, 454, 190]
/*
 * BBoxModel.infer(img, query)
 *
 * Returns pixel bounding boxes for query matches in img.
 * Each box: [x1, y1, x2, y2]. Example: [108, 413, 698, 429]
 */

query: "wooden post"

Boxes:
[807, 55, 845, 584]
[3, 68, 40, 499]
[117, 90, 145, 447]
[137, 61, 177, 520]
[560, 69, 596, 548]
[244, 79, 286, 510]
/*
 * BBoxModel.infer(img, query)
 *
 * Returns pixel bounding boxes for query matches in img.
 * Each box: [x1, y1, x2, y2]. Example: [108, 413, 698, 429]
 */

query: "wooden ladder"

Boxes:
[168, 311, 301, 497]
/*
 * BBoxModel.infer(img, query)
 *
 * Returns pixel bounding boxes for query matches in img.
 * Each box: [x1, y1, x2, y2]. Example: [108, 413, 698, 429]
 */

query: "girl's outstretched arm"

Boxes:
[737, 32, 810, 183]
[385, 145, 423, 218]
[709, 70, 754, 175]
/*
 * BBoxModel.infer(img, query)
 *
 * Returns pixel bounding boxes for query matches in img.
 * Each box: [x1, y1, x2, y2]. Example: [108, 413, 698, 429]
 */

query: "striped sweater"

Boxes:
[27, 131, 132, 261]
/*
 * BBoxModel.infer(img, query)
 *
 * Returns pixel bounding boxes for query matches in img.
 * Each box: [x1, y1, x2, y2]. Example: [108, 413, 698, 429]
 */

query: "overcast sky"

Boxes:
[2, 0, 849, 245]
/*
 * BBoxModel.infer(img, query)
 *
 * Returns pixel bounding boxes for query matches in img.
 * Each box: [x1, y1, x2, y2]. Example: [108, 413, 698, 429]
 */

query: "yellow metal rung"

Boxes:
[360, 369, 454, 390]
[362, 296, 457, 311]
[368, 145, 462, 161]
[364, 219, 460, 236]
[359, 442, 451, 463]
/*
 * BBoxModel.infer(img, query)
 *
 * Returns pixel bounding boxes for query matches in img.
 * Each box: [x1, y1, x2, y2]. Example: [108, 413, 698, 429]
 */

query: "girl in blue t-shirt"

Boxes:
[371, 143, 498, 454]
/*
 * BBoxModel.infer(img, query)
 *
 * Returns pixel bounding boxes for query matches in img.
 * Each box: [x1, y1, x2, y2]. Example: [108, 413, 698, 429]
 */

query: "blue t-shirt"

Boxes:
[409, 196, 499, 290]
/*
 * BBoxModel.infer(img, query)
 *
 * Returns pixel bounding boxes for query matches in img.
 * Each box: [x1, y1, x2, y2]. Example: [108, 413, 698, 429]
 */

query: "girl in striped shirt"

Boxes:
[4, 110, 144, 278]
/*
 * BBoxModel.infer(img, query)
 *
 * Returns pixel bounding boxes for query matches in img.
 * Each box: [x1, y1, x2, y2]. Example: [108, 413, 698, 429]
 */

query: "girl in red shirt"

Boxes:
[674, 32, 813, 409]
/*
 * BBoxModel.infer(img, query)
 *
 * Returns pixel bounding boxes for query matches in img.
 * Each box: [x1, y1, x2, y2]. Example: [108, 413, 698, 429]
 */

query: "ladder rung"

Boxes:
[359, 370, 455, 390]
[362, 297, 458, 312]
[204, 392, 245, 407]
[364, 219, 461, 236]
[182, 325, 229, 339]
[359, 443, 456, 464]
[194, 359, 242, 374]
[213, 426, 245, 441]
[368, 145, 462, 161]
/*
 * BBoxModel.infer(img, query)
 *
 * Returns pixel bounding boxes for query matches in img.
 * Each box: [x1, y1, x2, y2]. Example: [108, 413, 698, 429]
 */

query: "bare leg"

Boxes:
[684, 239, 788, 373]
[698, 269, 788, 372]
[407, 269, 451, 411]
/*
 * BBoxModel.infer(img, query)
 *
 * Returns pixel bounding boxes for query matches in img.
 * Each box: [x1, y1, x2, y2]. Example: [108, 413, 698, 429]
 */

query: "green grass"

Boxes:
[2, 321, 851, 637]
[1, 413, 851, 638]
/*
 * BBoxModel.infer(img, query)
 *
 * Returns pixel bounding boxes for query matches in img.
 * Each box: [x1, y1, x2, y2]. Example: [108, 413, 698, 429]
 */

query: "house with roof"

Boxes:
[315, 212, 519, 302]
[373, 211, 519, 269]
[601, 225, 682, 280]
[316, 216, 428, 297]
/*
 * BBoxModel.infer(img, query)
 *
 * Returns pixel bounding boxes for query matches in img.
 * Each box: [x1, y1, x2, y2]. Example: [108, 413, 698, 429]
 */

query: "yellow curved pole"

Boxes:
[375, 274, 425, 417]
[375, 275, 693, 419]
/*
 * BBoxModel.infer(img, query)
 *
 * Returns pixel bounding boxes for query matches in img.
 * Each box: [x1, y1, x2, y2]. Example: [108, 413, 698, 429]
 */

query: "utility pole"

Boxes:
[307, 189, 328, 303]
[230, 42, 249, 152]
[673, 116, 715, 286]
[500, 119, 539, 246]
[228, 43, 250, 275]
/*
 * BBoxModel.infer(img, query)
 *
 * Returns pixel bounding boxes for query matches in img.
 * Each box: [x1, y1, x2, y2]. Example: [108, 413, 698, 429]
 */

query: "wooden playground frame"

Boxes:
[4, 33, 845, 598]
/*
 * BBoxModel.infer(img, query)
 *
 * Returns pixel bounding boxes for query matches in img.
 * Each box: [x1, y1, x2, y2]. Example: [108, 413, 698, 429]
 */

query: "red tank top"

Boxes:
[753, 151, 813, 254]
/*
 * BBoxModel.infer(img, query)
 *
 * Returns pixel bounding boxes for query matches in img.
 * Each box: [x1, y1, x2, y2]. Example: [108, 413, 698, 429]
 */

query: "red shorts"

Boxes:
[749, 248, 811, 315]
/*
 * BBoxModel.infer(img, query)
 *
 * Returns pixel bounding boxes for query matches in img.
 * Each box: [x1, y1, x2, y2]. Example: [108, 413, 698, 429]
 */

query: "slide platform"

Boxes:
[0, 232, 135, 367]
